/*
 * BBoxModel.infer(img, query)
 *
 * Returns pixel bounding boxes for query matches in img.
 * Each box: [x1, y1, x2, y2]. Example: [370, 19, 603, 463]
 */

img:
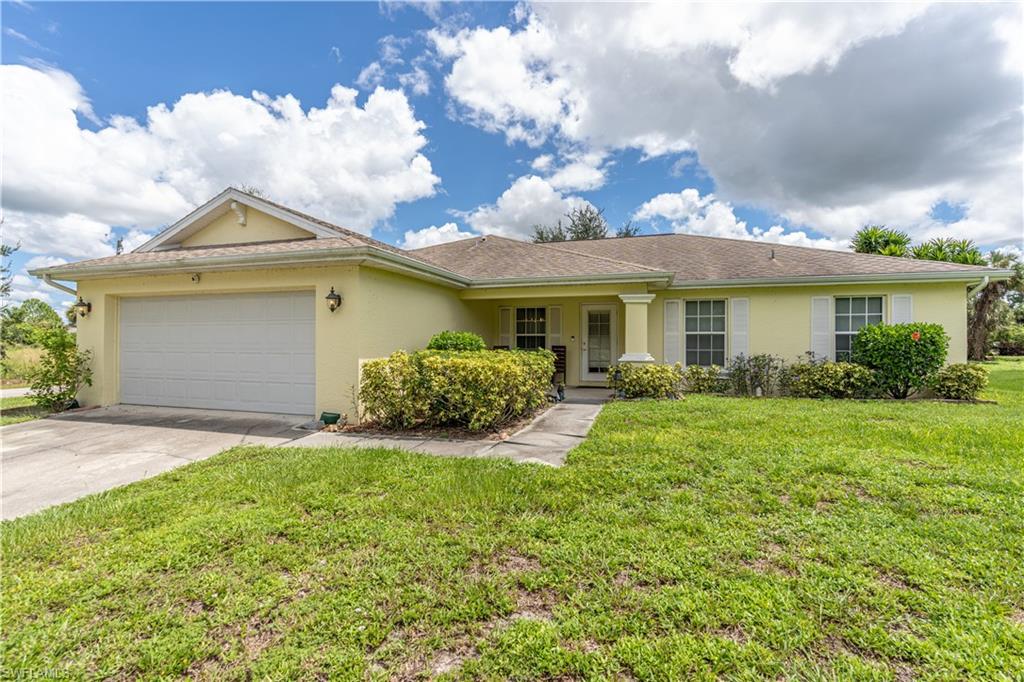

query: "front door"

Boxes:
[581, 304, 617, 382]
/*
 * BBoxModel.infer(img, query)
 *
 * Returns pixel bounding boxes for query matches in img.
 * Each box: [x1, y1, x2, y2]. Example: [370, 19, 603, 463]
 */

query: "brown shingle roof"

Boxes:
[546, 233, 995, 282]
[409, 235, 666, 280]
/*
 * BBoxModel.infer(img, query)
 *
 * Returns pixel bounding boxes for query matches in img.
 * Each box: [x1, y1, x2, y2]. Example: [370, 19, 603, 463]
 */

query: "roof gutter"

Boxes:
[967, 276, 990, 297]
[666, 269, 1015, 289]
[41, 274, 77, 296]
[31, 246, 472, 289]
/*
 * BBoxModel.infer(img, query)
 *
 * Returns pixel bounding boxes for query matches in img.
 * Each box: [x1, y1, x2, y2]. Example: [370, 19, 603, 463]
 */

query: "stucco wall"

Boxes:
[179, 208, 313, 248]
[647, 281, 969, 365]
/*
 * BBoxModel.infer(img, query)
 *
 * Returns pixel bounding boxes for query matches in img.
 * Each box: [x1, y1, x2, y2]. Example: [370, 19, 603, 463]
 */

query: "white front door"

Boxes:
[581, 304, 617, 382]
[119, 292, 315, 415]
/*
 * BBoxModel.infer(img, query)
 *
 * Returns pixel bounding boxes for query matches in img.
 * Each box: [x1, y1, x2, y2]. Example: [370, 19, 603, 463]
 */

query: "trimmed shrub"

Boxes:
[853, 322, 948, 399]
[359, 349, 554, 431]
[426, 330, 487, 352]
[726, 354, 784, 396]
[993, 324, 1024, 356]
[608, 362, 684, 399]
[28, 326, 92, 411]
[682, 364, 722, 394]
[931, 363, 988, 401]
[782, 361, 877, 399]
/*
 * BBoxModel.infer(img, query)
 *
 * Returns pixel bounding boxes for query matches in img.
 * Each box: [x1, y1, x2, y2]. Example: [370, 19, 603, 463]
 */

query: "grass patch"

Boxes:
[0, 395, 49, 426]
[1, 345, 42, 386]
[2, 360, 1022, 679]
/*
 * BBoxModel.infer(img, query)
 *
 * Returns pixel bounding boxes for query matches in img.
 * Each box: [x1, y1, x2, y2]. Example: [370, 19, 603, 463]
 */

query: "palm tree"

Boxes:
[850, 225, 911, 256]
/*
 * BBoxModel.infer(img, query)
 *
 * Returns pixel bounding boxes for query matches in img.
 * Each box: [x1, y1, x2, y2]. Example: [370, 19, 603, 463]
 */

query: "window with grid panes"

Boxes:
[515, 307, 546, 349]
[834, 296, 883, 360]
[684, 300, 726, 366]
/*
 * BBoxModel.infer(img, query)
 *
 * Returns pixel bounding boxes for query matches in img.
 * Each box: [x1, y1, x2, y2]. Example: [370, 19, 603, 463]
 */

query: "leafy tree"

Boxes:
[1, 241, 18, 311]
[1, 298, 63, 347]
[533, 206, 609, 242]
[616, 220, 642, 238]
[964, 250, 1023, 360]
[850, 225, 911, 256]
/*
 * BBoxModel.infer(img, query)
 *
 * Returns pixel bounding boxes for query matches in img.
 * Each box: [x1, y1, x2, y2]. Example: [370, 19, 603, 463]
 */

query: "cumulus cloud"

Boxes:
[357, 35, 432, 96]
[24, 255, 68, 270]
[431, 3, 1023, 247]
[7, 273, 65, 306]
[1, 63, 440, 264]
[400, 222, 477, 249]
[463, 175, 590, 239]
[635, 187, 847, 250]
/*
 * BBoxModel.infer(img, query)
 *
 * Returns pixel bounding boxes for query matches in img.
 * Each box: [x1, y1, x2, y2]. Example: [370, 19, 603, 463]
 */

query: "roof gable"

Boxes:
[136, 188, 354, 252]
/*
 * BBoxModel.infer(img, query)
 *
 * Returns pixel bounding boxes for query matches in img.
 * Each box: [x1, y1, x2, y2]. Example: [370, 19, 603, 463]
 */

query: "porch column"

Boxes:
[618, 294, 656, 362]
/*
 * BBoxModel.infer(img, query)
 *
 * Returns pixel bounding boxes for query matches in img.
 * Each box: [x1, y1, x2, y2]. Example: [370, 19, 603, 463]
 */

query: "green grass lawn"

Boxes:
[0, 395, 49, 426]
[3, 360, 1022, 680]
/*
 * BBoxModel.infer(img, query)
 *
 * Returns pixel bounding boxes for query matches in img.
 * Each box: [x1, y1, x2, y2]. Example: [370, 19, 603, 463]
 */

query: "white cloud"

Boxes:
[546, 152, 606, 192]
[530, 154, 553, 171]
[24, 255, 68, 270]
[464, 175, 590, 239]
[357, 36, 431, 96]
[400, 222, 477, 249]
[1, 63, 440, 268]
[7, 273, 68, 306]
[634, 187, 847, 250]
[356, 62, 388, 90]
[432, 3, 1023, 247]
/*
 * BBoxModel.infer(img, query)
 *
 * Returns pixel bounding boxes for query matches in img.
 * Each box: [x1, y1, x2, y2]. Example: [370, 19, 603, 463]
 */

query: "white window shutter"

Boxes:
[498, 307, 512, 348]
[547, 306, 562, 346]
[891, 295, 913, 324]
[664, 299, 681, 364]
[810, 296, 832, 360]
[730, 298, 749, 360]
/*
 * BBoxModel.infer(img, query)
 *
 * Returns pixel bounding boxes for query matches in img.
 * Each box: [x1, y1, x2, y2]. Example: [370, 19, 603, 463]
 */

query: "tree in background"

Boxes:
[2, 298, 64, 347]
[910, 237, 987, 265]
[965, 251, 1023, 359]
[851, 225, 911, 257]
[533, 206, 641, 243]
[1, 242, 18, 311]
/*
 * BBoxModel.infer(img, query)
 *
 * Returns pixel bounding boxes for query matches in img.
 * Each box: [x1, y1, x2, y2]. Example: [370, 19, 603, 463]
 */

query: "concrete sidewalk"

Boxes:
[284, 392, 609, 467]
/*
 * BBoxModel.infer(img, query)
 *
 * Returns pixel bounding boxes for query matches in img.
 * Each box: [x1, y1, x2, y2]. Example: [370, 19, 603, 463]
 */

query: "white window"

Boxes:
[834, 296, 883, 361]
[685, 299, 726, 366]
[515, 307, 547, 349]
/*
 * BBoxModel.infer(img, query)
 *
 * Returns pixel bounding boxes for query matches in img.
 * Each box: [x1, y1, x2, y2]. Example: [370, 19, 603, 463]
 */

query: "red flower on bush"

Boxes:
[911, 331, 921, 341]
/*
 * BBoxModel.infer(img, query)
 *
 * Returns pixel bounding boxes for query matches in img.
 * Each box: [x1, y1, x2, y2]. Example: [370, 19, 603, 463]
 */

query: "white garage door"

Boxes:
[120, 292, 315, 415]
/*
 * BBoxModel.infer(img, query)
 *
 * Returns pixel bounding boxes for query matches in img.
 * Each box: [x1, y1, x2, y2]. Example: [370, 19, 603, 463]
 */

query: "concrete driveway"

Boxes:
[1, 406, 308, 520]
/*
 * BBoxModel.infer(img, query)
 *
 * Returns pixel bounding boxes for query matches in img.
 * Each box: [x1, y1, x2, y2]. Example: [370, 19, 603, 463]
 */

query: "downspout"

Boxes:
[967, 276, 989, 297]
[42, 274, 77, 297]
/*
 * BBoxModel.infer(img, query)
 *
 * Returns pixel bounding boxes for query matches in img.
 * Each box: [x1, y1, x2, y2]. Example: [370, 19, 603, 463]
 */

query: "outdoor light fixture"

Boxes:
[73, 296, 92, 319]
[325, 287, 342, 312]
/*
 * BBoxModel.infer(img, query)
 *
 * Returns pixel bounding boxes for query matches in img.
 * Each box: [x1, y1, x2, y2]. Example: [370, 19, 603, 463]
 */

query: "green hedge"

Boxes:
[360, 349, 554, 431]
[853, 323, 948, 399]
[426, 330, 487, 352]
[608, 362, 683, 399]
[782, 361, 877, 399]
[682, 364, 722, 394]
[931, 363, 988, 401]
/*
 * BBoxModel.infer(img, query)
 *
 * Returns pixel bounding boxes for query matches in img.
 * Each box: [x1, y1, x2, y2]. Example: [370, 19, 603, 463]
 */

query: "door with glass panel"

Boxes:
[581, 305, 617, 382]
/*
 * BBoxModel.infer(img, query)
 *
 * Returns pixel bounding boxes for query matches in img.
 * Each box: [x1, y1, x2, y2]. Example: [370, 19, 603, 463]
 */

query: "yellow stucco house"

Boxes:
[32, 188, 1010, 419]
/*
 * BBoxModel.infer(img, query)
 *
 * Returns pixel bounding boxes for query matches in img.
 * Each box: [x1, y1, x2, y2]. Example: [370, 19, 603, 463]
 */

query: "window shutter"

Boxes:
[498, 307, 512, 348]
[730, 298, 749, 360]
[810, 296, 831, 360]
[664, 299, 681, 364]
[547, 306, 562, 346]
[891, 294, 913, 324]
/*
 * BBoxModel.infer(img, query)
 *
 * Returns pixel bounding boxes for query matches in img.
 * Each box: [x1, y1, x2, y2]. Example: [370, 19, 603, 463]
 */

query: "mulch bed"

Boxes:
[332, 403, 554, 442]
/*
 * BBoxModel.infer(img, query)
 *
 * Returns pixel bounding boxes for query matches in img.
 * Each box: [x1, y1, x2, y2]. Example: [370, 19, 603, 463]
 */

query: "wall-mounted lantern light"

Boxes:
[325, 287, 342, 312]
[73, 296, 92, 319]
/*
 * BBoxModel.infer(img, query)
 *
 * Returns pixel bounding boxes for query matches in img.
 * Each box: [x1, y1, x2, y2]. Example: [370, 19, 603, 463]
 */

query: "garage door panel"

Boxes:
[119, 292, 315, 415]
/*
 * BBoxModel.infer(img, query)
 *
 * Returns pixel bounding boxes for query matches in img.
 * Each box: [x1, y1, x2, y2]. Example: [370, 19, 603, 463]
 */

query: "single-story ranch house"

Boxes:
[32, 188, 1011, 419]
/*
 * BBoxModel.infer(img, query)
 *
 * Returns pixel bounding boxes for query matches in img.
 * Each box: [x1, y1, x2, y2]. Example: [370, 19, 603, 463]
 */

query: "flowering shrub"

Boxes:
[930, 363, 988, 401]
[781, 361, 877, 399]
[726, 354, 785, 396]
[426, 330, 487, 352]
[852, 323, 948, 398]
[608, 362, 684, 399]
[360, 349, 554, 431]
[682, 364, 722, 394]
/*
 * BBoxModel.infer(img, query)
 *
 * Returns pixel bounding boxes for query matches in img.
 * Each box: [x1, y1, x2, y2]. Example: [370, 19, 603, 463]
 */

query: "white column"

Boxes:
[618, 293, 655, 362]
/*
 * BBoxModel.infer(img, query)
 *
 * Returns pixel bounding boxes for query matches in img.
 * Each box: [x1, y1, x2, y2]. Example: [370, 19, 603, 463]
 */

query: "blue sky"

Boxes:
[2, 1, 1021, 308]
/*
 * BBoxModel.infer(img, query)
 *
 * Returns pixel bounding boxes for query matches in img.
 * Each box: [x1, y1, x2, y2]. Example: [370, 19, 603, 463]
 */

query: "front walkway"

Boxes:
[284, 388, 610, 466]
